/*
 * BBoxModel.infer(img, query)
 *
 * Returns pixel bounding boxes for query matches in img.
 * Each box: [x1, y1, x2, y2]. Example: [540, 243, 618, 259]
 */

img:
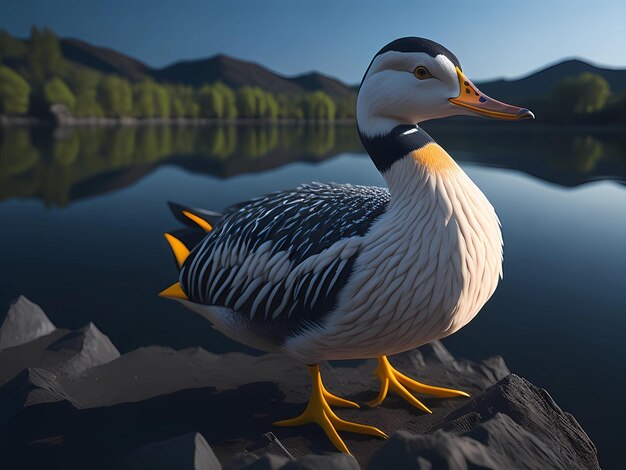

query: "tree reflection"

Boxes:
[0, 125, 624, 207]
[0, 124, 362, 206]
[0, 128, 39, 176]
[570, 136, 603, 172]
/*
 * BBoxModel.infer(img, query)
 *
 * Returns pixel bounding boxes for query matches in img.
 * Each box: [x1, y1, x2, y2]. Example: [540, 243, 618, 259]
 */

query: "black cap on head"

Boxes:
[361, 37, 461, 85]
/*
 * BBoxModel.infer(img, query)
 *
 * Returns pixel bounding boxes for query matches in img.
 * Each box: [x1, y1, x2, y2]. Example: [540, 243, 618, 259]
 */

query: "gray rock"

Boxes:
[0, 296, 56, 350]
[395, 342, 510, 393]
[369, 429, 499, 469]
[124, 432, 221, 470]
[369, 374, 600, 470]
[0, 321, 120, 386]
[46, 322, 120, 375]
[231, 452, 359, 470]
[251, 433, 294, 460]
[0, 325, 597, 470]
[0, 367, 78, 425]
[240, 454, 291, 470]
[223, 453, 260, 470]
[283, 453, 360, 470]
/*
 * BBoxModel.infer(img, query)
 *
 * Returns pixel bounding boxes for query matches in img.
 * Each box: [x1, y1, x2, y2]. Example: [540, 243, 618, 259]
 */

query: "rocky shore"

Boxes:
[0, 296, 599, 469]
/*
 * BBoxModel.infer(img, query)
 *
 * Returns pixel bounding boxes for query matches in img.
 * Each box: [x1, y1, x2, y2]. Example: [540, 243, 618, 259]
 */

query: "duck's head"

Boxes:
[357, 37, 534, 137]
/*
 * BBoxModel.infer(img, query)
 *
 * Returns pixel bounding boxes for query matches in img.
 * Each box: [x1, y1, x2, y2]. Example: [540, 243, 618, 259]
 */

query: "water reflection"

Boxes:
[1, 124, 625, 207]
[424, 123, 626, 187]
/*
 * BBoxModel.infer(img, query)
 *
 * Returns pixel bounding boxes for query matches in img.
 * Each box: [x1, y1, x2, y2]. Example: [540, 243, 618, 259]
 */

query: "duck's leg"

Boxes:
[367, 355, 469, 412]
[274, 364, 387, 454]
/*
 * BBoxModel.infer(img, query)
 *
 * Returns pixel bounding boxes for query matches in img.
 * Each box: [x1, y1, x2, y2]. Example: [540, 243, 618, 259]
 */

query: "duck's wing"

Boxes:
[179, 182, 390, 339]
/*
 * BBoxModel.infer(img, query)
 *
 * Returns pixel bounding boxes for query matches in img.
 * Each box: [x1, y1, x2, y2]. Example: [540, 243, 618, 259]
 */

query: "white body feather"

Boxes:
[180, 143, 503, 364]
[286, 148, 502, 362]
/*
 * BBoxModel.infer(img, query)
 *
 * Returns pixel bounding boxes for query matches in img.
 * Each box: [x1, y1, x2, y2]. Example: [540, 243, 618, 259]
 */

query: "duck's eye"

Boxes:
[413, 66, 432, 80]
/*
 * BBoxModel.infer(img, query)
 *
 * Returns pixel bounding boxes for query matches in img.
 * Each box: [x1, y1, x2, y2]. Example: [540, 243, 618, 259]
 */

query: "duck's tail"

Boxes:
[160, 202, 223, 301]
[164, 202, 223, 265]
[166, 202, 222, 256]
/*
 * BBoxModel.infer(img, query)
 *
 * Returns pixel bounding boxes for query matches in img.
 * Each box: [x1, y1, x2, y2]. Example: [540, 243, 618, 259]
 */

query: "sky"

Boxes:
[2, 0, 625, 84]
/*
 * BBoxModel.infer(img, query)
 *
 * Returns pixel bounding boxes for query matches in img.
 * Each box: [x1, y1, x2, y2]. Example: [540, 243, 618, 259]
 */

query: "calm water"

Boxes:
[0, 123, 625, 467]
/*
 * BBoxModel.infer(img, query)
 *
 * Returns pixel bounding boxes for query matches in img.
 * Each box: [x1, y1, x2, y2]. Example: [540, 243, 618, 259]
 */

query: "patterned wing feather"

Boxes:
[179, 183, 390, 342]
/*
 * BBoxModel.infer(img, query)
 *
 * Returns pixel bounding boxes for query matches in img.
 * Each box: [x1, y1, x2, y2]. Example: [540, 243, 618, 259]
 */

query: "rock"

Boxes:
[0, 307, 598, 470]
[124, 432, 221, 470]
[46, 322, 120, 375]
[50, 104, 73, 126]
[240, 454, 291, 470]
[223, 453, 260, 470]
[248, 433, 294, 460]
[391, 342, 510, 393]
[442, 374, 599, 469]
[231, 452, 358, 470]
[369, 430, 498, 469]
[369, 374, 600, 470]
[0, 322, 120, 386]
[282, 453, 360, 470]
[0, 296, 56, 350]
[0, 368, 78, 425]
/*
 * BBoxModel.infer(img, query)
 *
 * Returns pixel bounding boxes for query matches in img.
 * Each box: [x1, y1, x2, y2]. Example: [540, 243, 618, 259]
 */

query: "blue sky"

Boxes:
[2, 0, 625, 84]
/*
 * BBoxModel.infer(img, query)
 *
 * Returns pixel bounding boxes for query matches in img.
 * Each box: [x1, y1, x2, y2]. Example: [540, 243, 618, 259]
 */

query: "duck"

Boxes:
[159, 37, 534, 454]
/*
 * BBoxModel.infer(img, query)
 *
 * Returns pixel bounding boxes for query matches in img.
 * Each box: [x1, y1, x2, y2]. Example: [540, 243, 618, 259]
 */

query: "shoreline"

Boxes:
[3, 114, 625, 132]
[0, 114, 356, 128]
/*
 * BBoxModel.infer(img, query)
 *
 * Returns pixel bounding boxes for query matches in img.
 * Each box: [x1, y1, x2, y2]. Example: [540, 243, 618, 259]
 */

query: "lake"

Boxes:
[0, 123, 624, 467]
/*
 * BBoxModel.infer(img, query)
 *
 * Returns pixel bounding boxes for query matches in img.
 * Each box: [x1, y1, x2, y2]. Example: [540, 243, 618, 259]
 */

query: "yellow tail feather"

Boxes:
[164, 233, 190, 268]
[159, 282, 188, 300]
[182, 210, 213, 232]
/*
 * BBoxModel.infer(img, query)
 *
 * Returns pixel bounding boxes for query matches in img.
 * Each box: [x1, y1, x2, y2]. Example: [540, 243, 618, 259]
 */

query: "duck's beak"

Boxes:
[449, 67, 534, 121]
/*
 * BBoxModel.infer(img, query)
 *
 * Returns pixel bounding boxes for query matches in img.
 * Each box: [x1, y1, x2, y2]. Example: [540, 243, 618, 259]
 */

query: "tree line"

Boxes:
[0, 28, 355, 121]
[544, 72, 626, 123]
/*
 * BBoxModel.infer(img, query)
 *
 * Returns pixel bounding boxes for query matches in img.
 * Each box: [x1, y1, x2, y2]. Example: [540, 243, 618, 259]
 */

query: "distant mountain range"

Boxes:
[478, 59, 626, 103]
[59, 37, 626, 101]
[60, 38, 356, 97]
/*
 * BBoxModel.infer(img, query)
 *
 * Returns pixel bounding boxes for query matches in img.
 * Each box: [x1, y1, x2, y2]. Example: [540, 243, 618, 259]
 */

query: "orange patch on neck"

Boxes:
[411, 143, 458, 173]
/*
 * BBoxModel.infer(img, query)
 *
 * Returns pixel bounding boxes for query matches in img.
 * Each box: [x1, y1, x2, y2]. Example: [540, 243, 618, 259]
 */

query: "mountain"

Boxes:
[59, 38, 355, 96]
[477, 59, 626, 103]
[60, 38, 152, 81]
[28, 35, 626, 102]
[152, 54, 356, 97]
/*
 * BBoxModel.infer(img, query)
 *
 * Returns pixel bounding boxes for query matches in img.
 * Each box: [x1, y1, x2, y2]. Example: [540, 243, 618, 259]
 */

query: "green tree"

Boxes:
[253, 88, 267, 118]
[100, 75, 133, 117]
[71, 69, 103, 117]
[265, 92, 279, 120]
[550, 73, 611, 115]
[133, 81, 155, 118]
[44, 77, 76, 110]
[0, 65, 30, 114]
[198, 85, 224, 118]
[0, 30, 27, 62]
[236, 86, 257, 118]
[169, 85, 199, 118]
[305, 91, 336, 121]
[214, 82, 237, 119]
[335, 95, 356, 120]
[153, 83, 170, 118]
[277, 94, 304, 119]
[28, 27, 64, 85]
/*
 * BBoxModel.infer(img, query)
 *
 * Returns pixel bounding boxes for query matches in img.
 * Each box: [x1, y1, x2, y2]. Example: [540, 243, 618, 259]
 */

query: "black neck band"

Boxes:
[358, 125, 434, 173]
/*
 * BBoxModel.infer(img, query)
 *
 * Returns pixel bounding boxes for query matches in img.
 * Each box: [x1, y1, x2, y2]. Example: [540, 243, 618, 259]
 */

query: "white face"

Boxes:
[357, 51, 462, 136]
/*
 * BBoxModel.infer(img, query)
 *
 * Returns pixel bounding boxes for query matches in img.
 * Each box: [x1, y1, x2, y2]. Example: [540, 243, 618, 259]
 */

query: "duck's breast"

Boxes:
[285, 162, 502, 362]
